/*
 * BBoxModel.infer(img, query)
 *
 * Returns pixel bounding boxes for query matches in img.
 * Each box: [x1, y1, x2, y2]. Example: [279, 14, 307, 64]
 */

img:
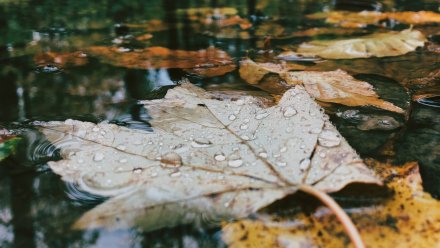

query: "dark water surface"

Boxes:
[1, 0, 440, 247]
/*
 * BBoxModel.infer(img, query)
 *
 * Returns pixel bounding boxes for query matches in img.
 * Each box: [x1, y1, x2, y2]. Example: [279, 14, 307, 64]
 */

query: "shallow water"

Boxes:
[1, 0, 440, 247]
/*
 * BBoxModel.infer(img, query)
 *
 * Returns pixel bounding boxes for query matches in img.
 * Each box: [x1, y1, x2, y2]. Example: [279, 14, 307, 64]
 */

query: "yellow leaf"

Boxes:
[289, 29, 426, 59]
[222, 161, 440, 248]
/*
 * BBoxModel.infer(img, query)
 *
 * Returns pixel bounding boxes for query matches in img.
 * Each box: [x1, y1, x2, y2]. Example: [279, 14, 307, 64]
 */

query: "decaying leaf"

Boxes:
[307, 11, 440, 28]
[291, 27, 368, 37]
[86, 46, 235, 73]
[239, 59, 404, 113]
[36, 83, 380, 231]
[183, 63, 237, 78]
[123, 20, 169, 32]
[281, 29, 426, 59]
[34, 51, 88, 68]
[222, 161, 440, 248]
[0, 130, 20, 162]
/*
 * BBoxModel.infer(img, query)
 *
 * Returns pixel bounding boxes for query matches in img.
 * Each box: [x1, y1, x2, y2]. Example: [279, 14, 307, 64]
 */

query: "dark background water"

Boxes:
[1, 0, 440, 247]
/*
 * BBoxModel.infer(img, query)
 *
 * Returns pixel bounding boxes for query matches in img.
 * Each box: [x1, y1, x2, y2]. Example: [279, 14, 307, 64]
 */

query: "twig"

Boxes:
[299, 184, 365, 248]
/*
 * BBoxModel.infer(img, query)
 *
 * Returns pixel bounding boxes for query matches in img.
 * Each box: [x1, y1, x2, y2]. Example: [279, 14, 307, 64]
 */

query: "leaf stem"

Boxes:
[299, 185, 365, 248]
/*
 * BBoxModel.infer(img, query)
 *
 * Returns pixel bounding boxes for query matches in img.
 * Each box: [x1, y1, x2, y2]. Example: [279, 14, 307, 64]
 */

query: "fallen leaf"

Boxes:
[239, 59, 404, 113]
[86, 46, 234, 70]
[222, 161, 440, 248]
[307, 11, 440, 28]
[176, 7, 238, 19]
[36, 83, 380, 231]
[291, 27, 368, 37]
[123, 20, 169, 32]
[34, 51, 88, 68]
[183, 63, 237, 78]
[0, 130, 20, 162]
[282, 29, 426, 59]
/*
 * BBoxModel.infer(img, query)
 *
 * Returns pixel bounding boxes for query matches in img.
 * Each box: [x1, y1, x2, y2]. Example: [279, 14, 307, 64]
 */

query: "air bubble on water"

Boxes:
[78, 159, 84, 164]
[240, 124, 248, 130]
[280, 147, 287, 153]
[286, 127, 293, 133]
[244, 118, 250, 123]
[93, 153, 104, 162]
[318, 130, 341, 148]
[241, 135, 250, 140]
[283, 106, 297, 117]
[160, 152, 183, 168]
[228, 159, 243, 168]
[119, 158, 127, 163]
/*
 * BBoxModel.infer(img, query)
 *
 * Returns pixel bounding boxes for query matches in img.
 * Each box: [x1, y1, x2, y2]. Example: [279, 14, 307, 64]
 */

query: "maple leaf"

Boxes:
[35, 83, 380, 232]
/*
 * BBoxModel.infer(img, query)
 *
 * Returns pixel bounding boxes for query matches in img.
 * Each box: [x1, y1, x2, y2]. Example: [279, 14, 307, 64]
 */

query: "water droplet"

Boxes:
[244, 118, 250, 123]
[286, 127, 293, 133]
[224, 202, 230, 207]
[228, 114, 236, 121]
[277, 161, 287, 167]
[319, 152, 326, 158]
[133, 140, 142, 145]
[235, 99, 245, 105]
[115, 166, 123, 172]
[133, 168, 143, 174]
[93, 153, 104, 162]
[241, 135, 250, 140]
[273, 153, 281, 158]
[240, 124, 248, 130]
[318, 130, 341, 148]
[255, 111, 269, 120]
[283, 106, 297, 117]
[119, 158, 127, 163]
[77, 159, 84, 163]
[228, 159, 243, 168]
[116, 145, 126, 151]
[214, 153, 226, 161]
[299, 158, 311, 171]
[191, 137, 212, 148]
[280, 147, 287, 153]
[170, 171, 181, 177]
[259, 152, 268, 158]
[160, 152, 183, 168]
[150, 172, 158, 177]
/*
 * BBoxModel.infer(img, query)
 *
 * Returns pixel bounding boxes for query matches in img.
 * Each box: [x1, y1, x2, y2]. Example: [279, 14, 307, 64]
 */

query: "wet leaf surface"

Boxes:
[308, 11, 440, 28]
[240, 59, 404, 113]
[279, 29, 426, 59]
[35, 83, 380, 231]
[85, 46, 235, 72]
[222, 161, 440, 248]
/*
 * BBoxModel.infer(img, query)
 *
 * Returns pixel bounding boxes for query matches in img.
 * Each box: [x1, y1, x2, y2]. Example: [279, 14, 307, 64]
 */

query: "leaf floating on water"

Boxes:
[86, 46, 234, 71]
[34, 51, 88, 68]
[36, 83, 380, 231]
[283, 29, 426, 59]
[222, 161, 440, 248]
[307, 11, 440, 28]
[240, 59, 404, 113]
[183, 63, 237, 78]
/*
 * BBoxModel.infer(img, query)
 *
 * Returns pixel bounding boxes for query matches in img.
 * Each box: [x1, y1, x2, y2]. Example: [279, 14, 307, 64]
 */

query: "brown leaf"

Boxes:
[183, 63, 237, 78]
[123, 19, 169, 32]
[222, 161, 440, 248]
[86, 46, 234, 70]
[240, 59, 404, 113]
[34, 51, 88, 68]
[307, 11, 440, 28]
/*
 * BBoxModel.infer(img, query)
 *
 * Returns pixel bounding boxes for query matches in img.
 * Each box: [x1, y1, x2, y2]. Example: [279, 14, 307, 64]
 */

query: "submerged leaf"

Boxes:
[36, 83, 380, 231]
[0, 130, 20, 162]
[240, 59, 404, 113]
[34, 51, 88, 68]
[222, 162, 440, 248]
[307, 11, 440, 28]
[86, 46, 234, 72]
[285, 29, 426, 59]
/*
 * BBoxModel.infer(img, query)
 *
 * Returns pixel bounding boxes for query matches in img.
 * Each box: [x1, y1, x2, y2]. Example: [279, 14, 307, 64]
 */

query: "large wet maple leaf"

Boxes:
[278, 29, 426, 59]
[36, 83, 380, 231]
[239, 59, 404, 113]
